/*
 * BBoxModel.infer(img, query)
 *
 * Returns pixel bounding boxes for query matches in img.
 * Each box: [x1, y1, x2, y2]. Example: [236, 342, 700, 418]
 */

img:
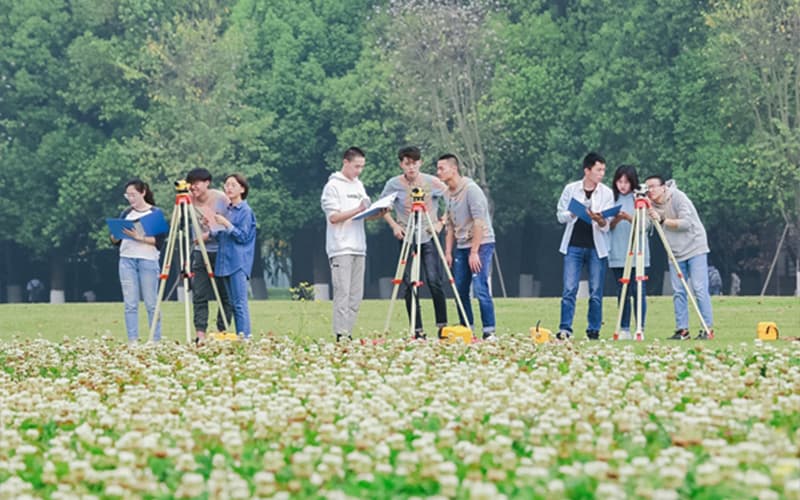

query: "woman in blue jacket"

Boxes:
[212, 174, 257, 339]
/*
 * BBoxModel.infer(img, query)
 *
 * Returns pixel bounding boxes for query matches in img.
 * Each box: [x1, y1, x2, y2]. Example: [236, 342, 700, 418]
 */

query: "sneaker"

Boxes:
[586, 330, 600, 340]
[667, 328, 690, 340]
[335, 333, 352, 342]
[695, 329, 714, 340]
[414, 331, 427, 340]
[556, 330, 572, 341]
[618, 329, 632, 340]
[482, 332, 497, 341]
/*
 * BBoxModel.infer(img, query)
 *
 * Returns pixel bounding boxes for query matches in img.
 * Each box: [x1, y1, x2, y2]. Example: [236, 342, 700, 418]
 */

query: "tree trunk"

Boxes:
[50, 255, 66, 304]
[4, 241, 24, 303]
[250, 236, 268, 300]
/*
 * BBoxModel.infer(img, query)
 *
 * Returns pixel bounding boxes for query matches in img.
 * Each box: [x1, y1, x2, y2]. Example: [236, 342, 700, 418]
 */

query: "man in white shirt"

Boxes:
[555, 152, 614, 340]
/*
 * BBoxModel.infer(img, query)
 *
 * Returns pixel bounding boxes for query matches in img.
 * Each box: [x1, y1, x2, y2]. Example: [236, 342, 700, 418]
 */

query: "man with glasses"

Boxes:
[645, 175, 715, 340]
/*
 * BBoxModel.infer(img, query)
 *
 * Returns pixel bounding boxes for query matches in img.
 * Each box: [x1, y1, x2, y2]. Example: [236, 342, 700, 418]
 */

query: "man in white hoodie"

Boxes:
[555, 152, 614, 340]
[321, 147, 371, 341]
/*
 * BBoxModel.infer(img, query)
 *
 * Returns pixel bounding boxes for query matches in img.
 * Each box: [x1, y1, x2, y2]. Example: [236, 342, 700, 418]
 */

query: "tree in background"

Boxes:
[706, 0, 800, 292]
[377, 0, 500, 194]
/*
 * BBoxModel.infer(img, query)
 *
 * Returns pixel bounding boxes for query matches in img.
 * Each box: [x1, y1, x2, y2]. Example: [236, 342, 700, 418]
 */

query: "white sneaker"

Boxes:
[619, 329, 632, 340]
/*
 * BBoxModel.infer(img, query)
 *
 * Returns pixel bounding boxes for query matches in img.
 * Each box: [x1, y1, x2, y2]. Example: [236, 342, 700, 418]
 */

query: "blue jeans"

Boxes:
[669, 253, 714, 330]
[400, 239, 448, 332]
[560, 246, 607, 333]
[611, 267, 647, 331]
[119, 257, 161, 341]
[223, 270, 251, 338]
[453, 243, 495, 333]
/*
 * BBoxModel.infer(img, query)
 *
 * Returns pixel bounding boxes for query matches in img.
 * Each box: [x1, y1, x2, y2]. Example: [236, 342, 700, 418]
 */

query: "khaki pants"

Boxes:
[330, 254, 365, 337]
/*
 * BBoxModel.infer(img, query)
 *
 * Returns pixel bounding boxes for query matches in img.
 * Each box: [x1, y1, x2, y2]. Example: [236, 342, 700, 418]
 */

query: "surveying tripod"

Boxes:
[613, 188, 713, 341]
[149, 181, 230, 343]
[383, 187, 470, 338]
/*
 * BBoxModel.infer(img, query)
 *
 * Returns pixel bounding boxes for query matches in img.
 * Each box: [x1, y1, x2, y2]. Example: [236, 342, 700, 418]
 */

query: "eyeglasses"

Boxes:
[123, 192, 138, 200]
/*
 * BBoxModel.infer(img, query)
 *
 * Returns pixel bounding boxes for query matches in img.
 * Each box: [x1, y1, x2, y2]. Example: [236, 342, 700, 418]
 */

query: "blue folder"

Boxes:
[107, 211, 169, 240]
[568, 198, 622, 223]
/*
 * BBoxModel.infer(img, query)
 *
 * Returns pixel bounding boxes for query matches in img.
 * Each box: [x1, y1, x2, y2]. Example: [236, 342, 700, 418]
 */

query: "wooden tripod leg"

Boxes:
[383, 215, 416, 334]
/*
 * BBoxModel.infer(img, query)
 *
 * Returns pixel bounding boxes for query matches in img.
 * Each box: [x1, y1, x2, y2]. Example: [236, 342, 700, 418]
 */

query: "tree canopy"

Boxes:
[1, 0, 796, 294]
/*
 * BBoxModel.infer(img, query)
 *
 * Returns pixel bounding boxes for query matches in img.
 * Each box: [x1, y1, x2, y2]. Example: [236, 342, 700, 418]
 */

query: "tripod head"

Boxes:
[410, 186, 425, 202]
[174, 179, 191, 194]
[633, 183, 649, 198]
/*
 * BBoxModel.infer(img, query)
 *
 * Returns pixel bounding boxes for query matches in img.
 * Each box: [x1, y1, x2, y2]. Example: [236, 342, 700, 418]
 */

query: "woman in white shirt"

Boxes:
[111, 179, 168, 343]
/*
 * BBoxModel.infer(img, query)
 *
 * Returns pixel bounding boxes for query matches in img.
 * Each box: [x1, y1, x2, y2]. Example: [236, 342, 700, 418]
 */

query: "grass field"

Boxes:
[0, 296, 797, 346]
[0, 297, 798, 498]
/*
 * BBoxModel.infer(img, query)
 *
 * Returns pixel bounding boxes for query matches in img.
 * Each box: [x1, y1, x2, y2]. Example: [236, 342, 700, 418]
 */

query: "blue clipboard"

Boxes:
[601, 205, 622, 218]
[568, 198, 592, 224]
[138, 211, 169, 235]
[107, 211, 169, 239]
[106, 219, 139, 240]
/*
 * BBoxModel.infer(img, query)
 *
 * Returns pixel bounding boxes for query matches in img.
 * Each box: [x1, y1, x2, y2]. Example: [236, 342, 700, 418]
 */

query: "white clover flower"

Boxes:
[652, 489, 679, 500]
[758, 489, 779, 500]
[596, 482, 626, 500]
[743, 470, 772, 489]
[175, 472, 205, 498]
[547, 479, 565, 493]
[15, 444, 38, 456]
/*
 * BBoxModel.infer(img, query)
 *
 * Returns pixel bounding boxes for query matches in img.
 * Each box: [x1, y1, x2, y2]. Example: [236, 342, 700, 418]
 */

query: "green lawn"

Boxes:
[1, 296, 797, 347]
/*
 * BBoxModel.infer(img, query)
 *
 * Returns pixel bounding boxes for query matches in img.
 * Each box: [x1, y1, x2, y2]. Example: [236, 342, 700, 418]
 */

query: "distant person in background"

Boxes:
[186, 167, 234, 341]
[380, 146, 448, 339]
[556, 152, 614, 340]
[607, 165, 649, 339]
[730, 272, 741, 296]
[645, 175, 715, 340]
[437, 153, 497, 341]
[212, 174, 257, 339]
[708, 265, 723, 295]
[82, 290, 96, 302]
[26, 278, 44, 303]
[111, 179, 168, 343]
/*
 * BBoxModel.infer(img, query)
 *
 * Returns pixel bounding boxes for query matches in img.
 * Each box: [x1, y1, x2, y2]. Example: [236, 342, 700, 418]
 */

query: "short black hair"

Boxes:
[645, 174, 665, 186]
[186, 168, 212, 183]
[437, 153, 460, 168]
[582, 152, 606, 170]
[398, 146, 421, 162]
[343, 147, 365, 162]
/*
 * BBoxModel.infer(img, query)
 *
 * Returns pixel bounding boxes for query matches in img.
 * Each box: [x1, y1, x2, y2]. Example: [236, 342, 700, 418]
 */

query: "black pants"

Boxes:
[191, 250, 234, 332]
[399, 239, 448, 332]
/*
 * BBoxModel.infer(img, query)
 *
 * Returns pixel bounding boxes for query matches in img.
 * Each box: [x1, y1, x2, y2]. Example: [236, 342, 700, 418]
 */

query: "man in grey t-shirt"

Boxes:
[187, 167, 234, 341]
[381, 146, 448, 339]
[437, 153, 497, 340]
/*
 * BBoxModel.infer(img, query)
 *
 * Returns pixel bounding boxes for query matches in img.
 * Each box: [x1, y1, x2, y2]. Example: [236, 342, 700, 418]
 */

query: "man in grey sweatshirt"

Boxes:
[645, 176, 715, 340]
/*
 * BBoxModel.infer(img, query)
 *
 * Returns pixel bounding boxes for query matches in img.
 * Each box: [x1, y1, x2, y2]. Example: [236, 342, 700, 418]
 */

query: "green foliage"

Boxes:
[0, 0, 795, 288]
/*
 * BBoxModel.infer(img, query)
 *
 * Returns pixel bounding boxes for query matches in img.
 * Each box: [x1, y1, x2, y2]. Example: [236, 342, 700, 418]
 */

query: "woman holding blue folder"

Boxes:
[111, 179, 168, 343]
